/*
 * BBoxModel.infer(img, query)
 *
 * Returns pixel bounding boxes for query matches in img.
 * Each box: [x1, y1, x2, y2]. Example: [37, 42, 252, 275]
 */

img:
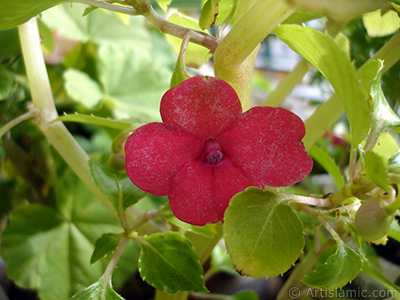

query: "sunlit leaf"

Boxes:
[369, 60, 400, 132]
[97, 44, 171, 121]
[274, 25, 370, 147]
[41, 4, 151, 49]
[64, 69, 104, 108]
[364, 150, 389, 191]
[137, 232, 208, 293]
[303, 240, 362, 289]
[0, 0, 66, 30]
[363, 8, 400, 37]
[224, 187, 304, 278]
[70, 275, 125, 300]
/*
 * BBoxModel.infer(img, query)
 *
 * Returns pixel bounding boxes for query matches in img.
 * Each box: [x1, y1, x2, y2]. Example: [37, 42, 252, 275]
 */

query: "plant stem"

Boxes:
[132, 2, 218, 52]
[74, 0, 140, 15]
[0, 106, 39, 139]
[18, 17, 161, 235]
[102, 236, 130, 292]
[284, 194, 332, 207]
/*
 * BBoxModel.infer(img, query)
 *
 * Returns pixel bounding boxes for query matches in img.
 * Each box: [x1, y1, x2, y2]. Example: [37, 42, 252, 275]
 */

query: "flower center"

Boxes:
[204, 140, 224, 164]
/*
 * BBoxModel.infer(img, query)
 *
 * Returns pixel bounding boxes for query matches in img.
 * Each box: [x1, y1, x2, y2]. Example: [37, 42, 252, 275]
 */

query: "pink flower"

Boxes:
[125, 76, 313, 226]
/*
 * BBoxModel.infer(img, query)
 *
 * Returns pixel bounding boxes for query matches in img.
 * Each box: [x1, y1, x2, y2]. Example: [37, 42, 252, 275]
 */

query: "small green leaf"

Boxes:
[64, 69, 104, 108]
[303, 241, 362, 289]
[369, 61, 400, 132]
[232, 290, 259, 300]
[137, 232, 207, 293]
[89, 157, 146, 211]
[224, 187, 305, 278]
[363, 8, 400, 37]
[308, 145, 345, 190]
[90, 233, 122, 264]
[70, 276, 125, 300]
[274, 25, 370, 147]
[199, 0, 222, 30]
[365, 150, 389, 191]
[55, 114, 134, 131]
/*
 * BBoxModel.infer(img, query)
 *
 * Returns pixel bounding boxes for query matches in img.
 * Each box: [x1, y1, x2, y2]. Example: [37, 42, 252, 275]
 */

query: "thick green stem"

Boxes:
[18, 18, 160, 235]
[214, 0, 294, 109]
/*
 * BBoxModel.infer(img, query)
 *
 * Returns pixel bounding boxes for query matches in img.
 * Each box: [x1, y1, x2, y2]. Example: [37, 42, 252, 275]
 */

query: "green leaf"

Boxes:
[70, 275, 125, 300]
[210, 244, 237, 276]
[89, 157, 147, 211]
[155, 0, 173, 11]
[0, 28, 21, 61]
[307, 145, 345, 190]
[361, 263, 400, 300]
[96, 44, 171, 121]
[0, 170, 125, 300]
[199, 0, 222, 30]
[55, 113, 134, 131]
[388, 218, 400, 243]
[224, 187, 305, 278]
[41, 4, 151, 48]
[363, 8, 400, 37]
[137, 232, 207, 293]
[90, 233, 123, 264]
[369, 60, 400, 132]
[64, 69, 104, 108]
[364, 150, 389, 191]
[303, 240, 362, 289]
[389, 149, 400, 174]
[274, 25, 370, 147]
[374, 132, 399, 161]
[0, 0, 66, 30]
[165, 12, 211, 67]
[0, 65, 16, 100]
[232, 290, 259, 300]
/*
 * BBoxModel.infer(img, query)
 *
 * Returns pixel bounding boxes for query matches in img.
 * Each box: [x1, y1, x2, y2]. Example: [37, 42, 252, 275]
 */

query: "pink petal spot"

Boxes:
[160, 76, 242, 141]
[125, 123, 203, 196]
[218, 106, 313, 187]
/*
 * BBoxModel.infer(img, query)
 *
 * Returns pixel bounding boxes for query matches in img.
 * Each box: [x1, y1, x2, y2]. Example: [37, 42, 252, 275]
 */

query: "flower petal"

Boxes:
[218, 107, 313, 187]
[125, 123, 203, 196]
[160, 76, 242, 141]
[169, 158, 260, 225]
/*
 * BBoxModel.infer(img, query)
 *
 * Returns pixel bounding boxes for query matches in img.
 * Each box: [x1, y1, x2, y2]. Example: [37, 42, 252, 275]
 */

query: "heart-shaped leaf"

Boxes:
[224, 187, 305, 278]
